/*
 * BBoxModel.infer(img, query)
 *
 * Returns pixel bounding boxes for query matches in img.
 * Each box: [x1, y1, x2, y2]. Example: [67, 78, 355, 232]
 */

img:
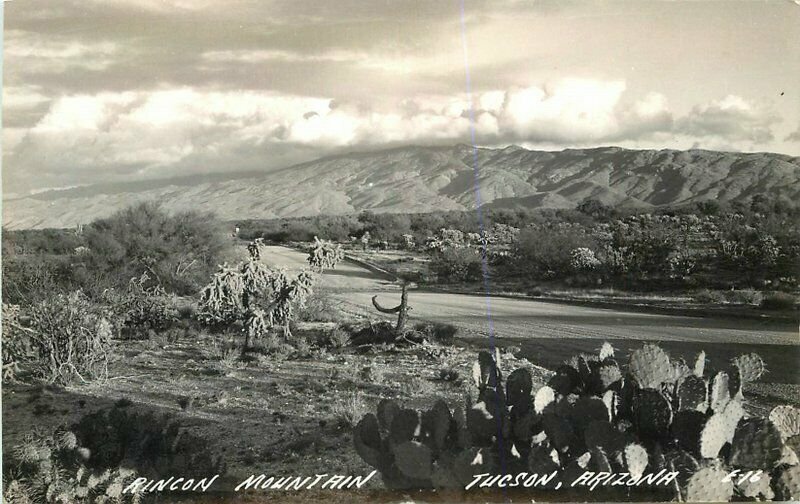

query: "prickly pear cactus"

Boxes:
[733, 352, 766, 382]
[629, 344, 672, 389]
[350, 346, 794, 501]
[729, 418, 783, 469]
[769, 405, 800, 440]
[685, 465, 734, 502]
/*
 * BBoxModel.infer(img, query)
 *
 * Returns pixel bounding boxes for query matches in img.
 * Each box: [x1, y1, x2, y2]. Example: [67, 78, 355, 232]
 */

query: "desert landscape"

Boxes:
[3, 1, 800, 503]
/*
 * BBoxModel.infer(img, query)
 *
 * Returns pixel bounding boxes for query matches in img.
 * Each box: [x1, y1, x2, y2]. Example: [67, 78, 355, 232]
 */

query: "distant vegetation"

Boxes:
[3, 202, 230, 303]
[235, 196, 800, 294]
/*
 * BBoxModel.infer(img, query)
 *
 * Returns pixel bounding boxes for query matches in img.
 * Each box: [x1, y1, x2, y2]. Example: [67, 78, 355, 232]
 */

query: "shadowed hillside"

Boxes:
[4, 145, 799, 229]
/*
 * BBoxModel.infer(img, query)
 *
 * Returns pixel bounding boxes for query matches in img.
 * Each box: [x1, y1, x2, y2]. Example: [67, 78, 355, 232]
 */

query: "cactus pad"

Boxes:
[353, 414, 384, 469]
[422, 400, 452, 451]
[769, 405, 800, 440]
[685, 466, 733, 502]
[726, 364, 742, 400]
[624, 443, 649, 479]
[473, 350, 501, 390]
[506, 367, 533, 410]
[549, 364, 581, 395]
[775, 465, 800, 501]
[709, 371, 730, 413]
[534, 385, 556, 414]
[629, 344, 673, 389]
[677, 375, 708, 412]
[634, 389, 673, 438]
[599, 341, 615, 360]
[729, 418, 783, 469]
[377, 399, 400, 431]
[673, 410, 705, 456]
[693, 350, 706, 378]
[393, 441, 433, 480]
[390, 409, 421, 445]
[733, 352, 766, 382]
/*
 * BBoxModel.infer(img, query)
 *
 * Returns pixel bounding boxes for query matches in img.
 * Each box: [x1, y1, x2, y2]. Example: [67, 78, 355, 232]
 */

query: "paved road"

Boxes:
[264, 246, 799, 383]
[264, 246, 797, 346]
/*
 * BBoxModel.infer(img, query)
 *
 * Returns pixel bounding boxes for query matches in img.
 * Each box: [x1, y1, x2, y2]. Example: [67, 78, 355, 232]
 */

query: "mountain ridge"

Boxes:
[4, 145, 799, 229]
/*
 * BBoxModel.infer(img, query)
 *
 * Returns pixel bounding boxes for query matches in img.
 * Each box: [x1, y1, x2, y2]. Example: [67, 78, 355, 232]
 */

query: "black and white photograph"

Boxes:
[2, 1, 799, 502]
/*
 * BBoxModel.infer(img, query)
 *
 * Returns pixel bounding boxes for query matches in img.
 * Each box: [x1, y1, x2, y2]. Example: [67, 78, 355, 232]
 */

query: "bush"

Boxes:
[104, 272, 179, 338]
[2, 304, 28, 382]
[413, 321, 458, 345]
[28, 291, 114, 385]
[331, 392, 370, 428]
[430, 247, 483, 283]
[693, 289, 727, 304]
[760, 292, 797, 310]
[725, 288, 763, 305]
[515, 227, 594, 279]
[82, 201, 230, 295]
[327, 327, 351, 349]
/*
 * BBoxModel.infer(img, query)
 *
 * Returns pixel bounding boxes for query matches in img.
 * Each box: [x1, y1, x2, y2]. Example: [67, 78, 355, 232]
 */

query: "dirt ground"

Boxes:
[2, 325, 551, 502]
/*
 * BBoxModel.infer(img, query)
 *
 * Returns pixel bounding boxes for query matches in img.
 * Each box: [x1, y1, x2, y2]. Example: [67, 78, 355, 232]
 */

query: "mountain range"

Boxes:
[4, 145, 799, 229]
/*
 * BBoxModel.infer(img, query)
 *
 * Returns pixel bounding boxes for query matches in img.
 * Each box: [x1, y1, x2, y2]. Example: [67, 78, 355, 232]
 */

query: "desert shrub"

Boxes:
[2, 426, 140, 504]
[327, 327, 351, 349]
[725, 288, 763, 305]
[399, 376, 435, 396]
[358, 365, 386, 384]
[2, 303, 29, 382]
[569, 247, 601, 272]
[437, 366, 461, 382]
[82, 202, 230, 295]
[413, 321, 458, 345]
[430, 247, 483, 282]
[296, 288, 344, 323]
[515, 227, 594, 279]
[760, 292, 797, 310]
[693, 289, 727, 304]
[27, 291, 114, 385]
[331, 392, 370, 428]
[103, 273, 179, 338]
[72, 405, 226, 479]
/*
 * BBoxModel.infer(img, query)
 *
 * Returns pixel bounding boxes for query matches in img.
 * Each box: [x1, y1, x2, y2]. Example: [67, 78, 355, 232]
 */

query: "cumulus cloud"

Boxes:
[676, 95, 781, 143]
[6, 77, 792, 196]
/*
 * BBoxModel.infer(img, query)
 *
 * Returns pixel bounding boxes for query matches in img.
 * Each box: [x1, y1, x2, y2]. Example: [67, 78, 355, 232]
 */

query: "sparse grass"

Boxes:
[357, 365, 387, 384]
[327, 327, 350, 349]
[330, 392, 369, 428]
[400, 376, 436, 396]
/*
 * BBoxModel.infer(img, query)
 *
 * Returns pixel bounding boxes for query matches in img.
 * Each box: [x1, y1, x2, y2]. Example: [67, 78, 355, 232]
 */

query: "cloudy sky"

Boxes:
[3, 0, 799, 197]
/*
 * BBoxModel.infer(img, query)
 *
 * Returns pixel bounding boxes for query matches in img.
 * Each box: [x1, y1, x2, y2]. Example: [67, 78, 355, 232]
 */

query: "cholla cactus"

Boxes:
[570, 247, 601, 272]
[198, 240, 319, 344]
[307, 236, 344, 272]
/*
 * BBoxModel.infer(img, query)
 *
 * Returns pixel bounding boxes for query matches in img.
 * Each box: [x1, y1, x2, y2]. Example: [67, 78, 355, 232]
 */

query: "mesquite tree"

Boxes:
[371, 283, 411, 333]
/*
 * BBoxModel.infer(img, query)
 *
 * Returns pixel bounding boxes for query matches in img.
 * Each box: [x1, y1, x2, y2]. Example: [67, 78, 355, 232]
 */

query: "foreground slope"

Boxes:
[4, 145, 799, 229]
